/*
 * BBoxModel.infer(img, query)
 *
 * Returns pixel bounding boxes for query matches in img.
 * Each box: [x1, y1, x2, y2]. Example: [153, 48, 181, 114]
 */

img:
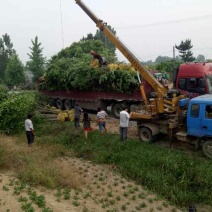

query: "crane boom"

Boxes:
[74, 0, 182, 116]
[74, 0, 166, 98]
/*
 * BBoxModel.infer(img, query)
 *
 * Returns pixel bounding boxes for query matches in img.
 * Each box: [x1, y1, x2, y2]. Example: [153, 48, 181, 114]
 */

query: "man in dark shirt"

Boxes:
[90, 50, 107, 67]
[74, 104, 83, 127]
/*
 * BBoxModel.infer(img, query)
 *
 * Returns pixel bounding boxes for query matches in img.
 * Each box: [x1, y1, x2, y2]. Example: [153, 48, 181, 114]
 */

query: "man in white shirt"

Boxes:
[119, 107, 132, 141]
[25, 114, 35, 147]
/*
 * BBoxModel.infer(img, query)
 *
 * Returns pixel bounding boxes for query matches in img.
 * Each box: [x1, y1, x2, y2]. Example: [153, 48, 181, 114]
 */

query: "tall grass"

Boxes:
[43, 122, 212, 207]
[1, 119, 212, 207]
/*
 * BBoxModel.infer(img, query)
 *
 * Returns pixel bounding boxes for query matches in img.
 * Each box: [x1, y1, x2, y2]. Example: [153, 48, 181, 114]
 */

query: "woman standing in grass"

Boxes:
[83, 113, 93, 139]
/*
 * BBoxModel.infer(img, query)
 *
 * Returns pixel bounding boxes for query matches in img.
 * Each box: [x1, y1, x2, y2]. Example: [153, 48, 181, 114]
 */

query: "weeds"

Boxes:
[72, 200, 80, 206]
[21, 202, 35, 212]
[2, 185, 9, 191]
[116, 196, 121, 201]
[55, 188, 62, 198]
[18, 196, 28, 203]
[63, 188, 71, 200]
[121, 204, 126, 211]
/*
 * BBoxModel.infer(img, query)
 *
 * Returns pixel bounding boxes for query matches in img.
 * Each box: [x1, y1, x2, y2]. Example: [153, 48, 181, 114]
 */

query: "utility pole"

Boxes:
[173, 46, 175, 61]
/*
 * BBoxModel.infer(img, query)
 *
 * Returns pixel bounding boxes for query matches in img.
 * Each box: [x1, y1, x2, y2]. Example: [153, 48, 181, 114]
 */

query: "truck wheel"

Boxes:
[202, 141, 212, 159]
[112, 103, 124, 118]
[56, 99, 64, 110]
[139, 127, 153, 142]
[49, 98, 56, 107]
[64, 99, 72, 110]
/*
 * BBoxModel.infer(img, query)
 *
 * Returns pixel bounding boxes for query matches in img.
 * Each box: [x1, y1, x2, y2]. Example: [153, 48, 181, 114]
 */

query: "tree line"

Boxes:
[0, 34, 45, 89]
[0, 30, 210, 90]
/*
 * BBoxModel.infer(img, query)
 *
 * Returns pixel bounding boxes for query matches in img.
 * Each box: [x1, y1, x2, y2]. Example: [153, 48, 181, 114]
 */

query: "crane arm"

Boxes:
[74, 0, 167, 97]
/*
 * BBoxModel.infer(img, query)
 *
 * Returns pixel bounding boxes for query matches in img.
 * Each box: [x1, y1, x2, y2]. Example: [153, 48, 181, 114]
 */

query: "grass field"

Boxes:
[0, 118, 212, 209]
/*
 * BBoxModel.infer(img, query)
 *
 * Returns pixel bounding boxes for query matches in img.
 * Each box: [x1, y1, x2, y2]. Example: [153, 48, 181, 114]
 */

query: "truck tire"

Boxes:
[49, 98, 56, 107]
[56, 99, 64, 110]
[138, 127, 153, 142]
[112, 103, 124, 118]
[202, 140, 212, 159]
[64, 99, 72, 110]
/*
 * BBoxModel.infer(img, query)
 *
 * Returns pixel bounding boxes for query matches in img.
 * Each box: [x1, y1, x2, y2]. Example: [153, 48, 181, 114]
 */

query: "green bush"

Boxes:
[0, 91, 36, 134]
[0, 84, 8, 101]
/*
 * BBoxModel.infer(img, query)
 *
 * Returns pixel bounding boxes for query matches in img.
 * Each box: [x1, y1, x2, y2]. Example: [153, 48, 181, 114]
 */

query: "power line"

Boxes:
[59, 0, 64, 48]
[116, 14, 212, 30]
[141, 48, 212, 60]
[141, 51, 173, 59]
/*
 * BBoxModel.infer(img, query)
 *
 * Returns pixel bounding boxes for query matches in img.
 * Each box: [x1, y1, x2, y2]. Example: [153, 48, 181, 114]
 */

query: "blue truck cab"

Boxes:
[187, 95, 212, 137]
[186, 94, 212, 158]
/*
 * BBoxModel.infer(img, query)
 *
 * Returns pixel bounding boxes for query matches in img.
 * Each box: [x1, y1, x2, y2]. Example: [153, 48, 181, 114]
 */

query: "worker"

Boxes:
[119, 107, 132, 141]
[90, 50, 107, 67]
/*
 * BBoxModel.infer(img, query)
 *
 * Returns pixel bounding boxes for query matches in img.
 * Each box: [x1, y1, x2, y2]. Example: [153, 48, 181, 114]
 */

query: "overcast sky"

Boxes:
[1, 0, 212, 64]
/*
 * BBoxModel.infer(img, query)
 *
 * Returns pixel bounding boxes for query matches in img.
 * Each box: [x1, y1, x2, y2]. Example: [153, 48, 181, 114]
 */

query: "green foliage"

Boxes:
[175, 39, 195, 62]
[43, 57, 138, 94]
[26, 36, 46, 82]
[155, 61, 182, 77]
[40, 40, 138, 93]
[0, 84, 8, 101]
[5, 54, 26, 87]
[196, 54, 205, 62]
[0, 91, 36, 134]
[94, 26, 116, 54]
[51, 39, 116, 64]
[0, 34, 16, 82]
[41, 38, 140, 94]
[155, 56, 173, 63]
[80, 25, 117, 55]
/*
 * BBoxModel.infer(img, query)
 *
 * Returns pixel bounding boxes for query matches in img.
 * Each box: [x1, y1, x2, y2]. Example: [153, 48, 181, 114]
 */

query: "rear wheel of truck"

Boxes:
[49, 98, 56, 107]
[56, 99, 64, 110]
[64, 99, 72, 110]
[138, 127, 153, 142]
[112, 103, 123, 118]
[202, 140, 212, 159]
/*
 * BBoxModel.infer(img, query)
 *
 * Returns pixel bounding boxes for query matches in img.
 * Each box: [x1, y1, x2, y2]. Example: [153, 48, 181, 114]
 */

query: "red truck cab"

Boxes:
[173, 62, 212, 98]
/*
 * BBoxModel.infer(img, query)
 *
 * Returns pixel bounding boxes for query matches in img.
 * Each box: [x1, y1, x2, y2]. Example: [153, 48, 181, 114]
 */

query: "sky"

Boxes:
[1, 0, 212, 64]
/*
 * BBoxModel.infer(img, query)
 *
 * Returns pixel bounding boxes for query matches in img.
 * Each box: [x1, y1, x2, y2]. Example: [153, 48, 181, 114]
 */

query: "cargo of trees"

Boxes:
[39, 64, 155, 118]
[38, 39, 155, 118]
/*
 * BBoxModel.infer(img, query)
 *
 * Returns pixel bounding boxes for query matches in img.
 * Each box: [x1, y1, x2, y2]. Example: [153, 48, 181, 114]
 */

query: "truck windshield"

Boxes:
[206, 75, 212, 94]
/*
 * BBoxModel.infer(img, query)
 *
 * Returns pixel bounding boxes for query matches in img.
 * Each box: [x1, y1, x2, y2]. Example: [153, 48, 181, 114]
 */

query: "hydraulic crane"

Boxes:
[74, 0, 183, 121]
[74, 1, 212, 159]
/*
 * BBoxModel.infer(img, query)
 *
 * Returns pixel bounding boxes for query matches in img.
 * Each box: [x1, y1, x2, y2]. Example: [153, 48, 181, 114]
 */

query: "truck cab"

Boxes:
[173, 62, 212, 98]
[187, 95, 212, 137]
[178, 95, 212, 158]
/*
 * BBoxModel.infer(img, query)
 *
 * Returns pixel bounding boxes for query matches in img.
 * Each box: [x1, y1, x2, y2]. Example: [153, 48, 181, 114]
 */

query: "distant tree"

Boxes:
[155, 60, 182, 76]
[5, 54, 25, 87]
[80, 33, 95, 41]
[95, 25, 116, 54]
[175, 39, 195, 62]
[207, 59, 212, 62]
[175, 55, 182, 62]
[155, 56, 172, 63]
[0, 34, 16, 82]
[26, 36, 46, 82]
[80, 26, 117, 54]
[196, 54, 205, 62]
